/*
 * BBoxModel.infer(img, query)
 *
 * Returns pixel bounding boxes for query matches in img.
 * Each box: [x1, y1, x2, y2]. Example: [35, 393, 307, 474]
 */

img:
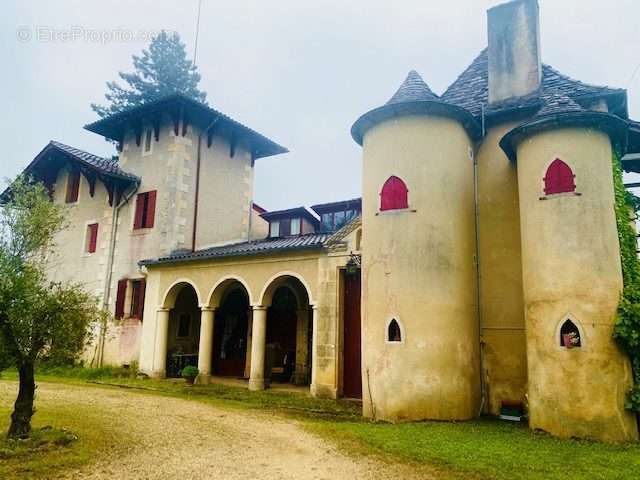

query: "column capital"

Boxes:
[200, 306, 216, 312]
[157, 307, 170, 313]
[251, 305, 268, 311]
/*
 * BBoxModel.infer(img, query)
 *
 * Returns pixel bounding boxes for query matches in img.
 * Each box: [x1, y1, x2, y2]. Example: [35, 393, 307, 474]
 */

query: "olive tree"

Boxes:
[0, 177, 104, 438]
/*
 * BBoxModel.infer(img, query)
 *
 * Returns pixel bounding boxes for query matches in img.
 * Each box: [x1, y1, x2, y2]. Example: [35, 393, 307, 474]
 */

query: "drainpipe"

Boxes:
[192, 117, 220, 252]
[96, 181, 139, 367]
[474, 107, 488, 416]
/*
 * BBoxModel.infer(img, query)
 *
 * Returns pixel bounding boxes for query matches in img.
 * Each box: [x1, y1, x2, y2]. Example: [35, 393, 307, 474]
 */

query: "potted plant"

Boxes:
[180, 365, 199, 385]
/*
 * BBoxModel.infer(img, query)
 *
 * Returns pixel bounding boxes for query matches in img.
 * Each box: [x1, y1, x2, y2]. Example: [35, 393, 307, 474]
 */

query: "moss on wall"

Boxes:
[612, 152, 640, 411]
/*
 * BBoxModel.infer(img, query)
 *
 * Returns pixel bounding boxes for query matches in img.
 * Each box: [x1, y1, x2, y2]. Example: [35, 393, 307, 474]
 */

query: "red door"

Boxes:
[343, 271, 362, 398]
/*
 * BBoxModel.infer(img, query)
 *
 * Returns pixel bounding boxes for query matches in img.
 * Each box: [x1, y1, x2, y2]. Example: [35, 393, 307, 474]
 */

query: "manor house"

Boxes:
[10, 0, 640, 442]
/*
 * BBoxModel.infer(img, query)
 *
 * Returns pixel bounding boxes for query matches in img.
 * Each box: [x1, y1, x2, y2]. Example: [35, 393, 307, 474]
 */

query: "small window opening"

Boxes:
[560, 320, 581, 348]
[65, 170, 80, 203]
[290, 218, 301, 235]
[388, 319, 402, 342]
[144, 128, 153, 153]
[85, 223, 98, 254]
[544, 159, 576, 195]
[380, 176, 409, 211]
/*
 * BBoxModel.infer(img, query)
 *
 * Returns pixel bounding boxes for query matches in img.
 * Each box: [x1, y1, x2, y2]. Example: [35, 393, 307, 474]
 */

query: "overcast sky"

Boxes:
[2, 0, 639, 210]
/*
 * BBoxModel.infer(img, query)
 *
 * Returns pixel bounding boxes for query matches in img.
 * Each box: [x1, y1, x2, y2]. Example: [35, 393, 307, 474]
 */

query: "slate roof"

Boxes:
[386, 70, 439, 104]
[47, 141, 139, 182]
[535, 91, 585, 117]
[85, 93, 288, 160]
[140, 233, 330, 266]
[441, 49, 626, 118]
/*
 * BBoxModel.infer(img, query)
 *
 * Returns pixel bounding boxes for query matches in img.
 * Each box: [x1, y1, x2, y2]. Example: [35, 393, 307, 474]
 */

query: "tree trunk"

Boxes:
[8, 362, 35, 438]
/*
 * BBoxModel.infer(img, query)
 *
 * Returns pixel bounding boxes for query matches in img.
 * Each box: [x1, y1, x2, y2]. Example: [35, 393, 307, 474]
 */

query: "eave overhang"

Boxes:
[351, 100, 482, 146]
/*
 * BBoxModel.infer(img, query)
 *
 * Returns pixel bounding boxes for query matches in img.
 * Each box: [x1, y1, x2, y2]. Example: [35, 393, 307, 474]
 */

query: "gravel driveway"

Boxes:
[1, 382, 432, 480]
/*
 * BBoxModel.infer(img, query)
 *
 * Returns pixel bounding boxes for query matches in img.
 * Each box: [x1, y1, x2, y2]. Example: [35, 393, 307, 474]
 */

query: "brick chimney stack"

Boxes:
[487, 0, 542, 104]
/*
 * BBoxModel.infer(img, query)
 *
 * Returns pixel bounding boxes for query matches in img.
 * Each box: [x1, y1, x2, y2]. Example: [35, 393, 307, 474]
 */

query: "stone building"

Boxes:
[7, 0, 640, 442]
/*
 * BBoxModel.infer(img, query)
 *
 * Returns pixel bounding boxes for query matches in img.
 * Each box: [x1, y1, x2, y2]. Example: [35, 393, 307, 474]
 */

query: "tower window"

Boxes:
[544, 159, 576, 195]
[387, 319, 402, 342]
[380, 176, 409, 211]
[133, 191, 157, 229]
[65, 170, 80, 203]
[560, 319, 581, 348]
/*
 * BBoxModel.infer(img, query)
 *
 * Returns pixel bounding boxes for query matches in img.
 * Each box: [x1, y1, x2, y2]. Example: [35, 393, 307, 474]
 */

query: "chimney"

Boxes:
[487, 0, 542, 104]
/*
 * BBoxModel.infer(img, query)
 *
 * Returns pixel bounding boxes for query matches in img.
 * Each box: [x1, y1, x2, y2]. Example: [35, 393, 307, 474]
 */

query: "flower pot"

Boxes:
[185, 376, 196, 385]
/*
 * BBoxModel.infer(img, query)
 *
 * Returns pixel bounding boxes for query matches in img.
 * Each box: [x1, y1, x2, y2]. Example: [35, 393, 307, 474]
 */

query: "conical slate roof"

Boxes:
[386, 70, 439, 105]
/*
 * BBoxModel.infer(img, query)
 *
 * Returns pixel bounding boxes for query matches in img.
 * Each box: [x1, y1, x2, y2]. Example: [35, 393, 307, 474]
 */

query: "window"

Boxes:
[560, 320, 581, 348]
[280, 218, 291, 236]
[388, 319, 402, 342]
[177, 313, 191, 337]
[144, 128, 153, 153]
[290, 218, 301, 235]
[380, 176, 409, 211]
[270, 220, 280, 237]
[321, 213, 334, 232]
[134, 191, 157, 229]
[129, 279, 146, 319]
[65, 170, 80, 203]
[115, 279, 128, 320]
[334, 211, 346, 230]
[86, 223, 98, 254]
[544, 159, 576, 195]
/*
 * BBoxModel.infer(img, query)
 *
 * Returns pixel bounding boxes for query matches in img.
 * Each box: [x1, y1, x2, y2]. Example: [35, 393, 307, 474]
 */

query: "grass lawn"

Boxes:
[1, 366, 640, 479]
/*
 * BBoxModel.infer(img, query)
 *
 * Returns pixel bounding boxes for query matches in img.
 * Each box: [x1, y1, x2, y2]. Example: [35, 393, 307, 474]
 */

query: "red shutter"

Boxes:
[380, 176, 409, 211]
[145, 191, 157, 228]
[544, 159, 576, 195]
[134, 193, 145, 229]
[115, 279, 127, 319]
[88, 223, 98, 253]
[135, 279, 146, 320]
[66, 171, 80, 203]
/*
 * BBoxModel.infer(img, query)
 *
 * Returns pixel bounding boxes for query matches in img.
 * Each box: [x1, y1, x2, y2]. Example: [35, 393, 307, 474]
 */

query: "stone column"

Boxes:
[310, 306, 319, 396]
[152, 308, 170, 378]
[244, 307, 253, 379]
[248, 306, 267, 391]
[196, 307, 215, 384]
[294, 308, 310, 385]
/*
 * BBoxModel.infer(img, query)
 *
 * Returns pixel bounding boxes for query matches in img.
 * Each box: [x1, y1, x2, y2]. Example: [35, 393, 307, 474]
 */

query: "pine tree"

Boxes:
[92, 31, 207, 117]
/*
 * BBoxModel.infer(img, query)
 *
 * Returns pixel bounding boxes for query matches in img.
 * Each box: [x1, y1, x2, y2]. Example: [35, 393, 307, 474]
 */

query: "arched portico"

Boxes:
[249, 273, 315, 391]
[152, 280, 201, 378]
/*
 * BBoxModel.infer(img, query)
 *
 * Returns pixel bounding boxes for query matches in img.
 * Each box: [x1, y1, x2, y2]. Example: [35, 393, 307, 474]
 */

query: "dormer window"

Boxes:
[269, 220, 280, 238]
[291, 218, 301, 236]
[312, 198, 362, 233]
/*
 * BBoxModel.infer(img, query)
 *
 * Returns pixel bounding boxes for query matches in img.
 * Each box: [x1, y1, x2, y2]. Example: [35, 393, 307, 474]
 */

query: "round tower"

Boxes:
[351, 71, 482, 421]
[500, 93, 638, 441]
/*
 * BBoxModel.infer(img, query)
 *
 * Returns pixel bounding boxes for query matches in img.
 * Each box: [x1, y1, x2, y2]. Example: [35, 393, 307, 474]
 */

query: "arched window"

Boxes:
[380, 176, 409, 211]
[387, 319, 402, 342]
[544, 159, 576, 195]
[560, 319, 581, 348]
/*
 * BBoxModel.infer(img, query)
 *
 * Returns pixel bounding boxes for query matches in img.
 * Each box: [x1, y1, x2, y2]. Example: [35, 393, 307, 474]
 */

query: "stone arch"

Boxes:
[385, 316, 405, 344]
[161, 279, 203, 309]
[259, 271, 315, 307]
[554, 314, 585, 349]
[207, 275, 254, 308]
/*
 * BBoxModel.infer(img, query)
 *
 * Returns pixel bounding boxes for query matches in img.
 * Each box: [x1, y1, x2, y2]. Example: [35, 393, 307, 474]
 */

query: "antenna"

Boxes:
[193, 0, 203, 66]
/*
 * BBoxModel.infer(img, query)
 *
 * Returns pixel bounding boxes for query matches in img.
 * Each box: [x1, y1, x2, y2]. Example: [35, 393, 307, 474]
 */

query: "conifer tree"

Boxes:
[92, 31, 207, 117]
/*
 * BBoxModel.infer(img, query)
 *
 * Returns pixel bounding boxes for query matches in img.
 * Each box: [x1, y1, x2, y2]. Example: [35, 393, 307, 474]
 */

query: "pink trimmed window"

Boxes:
[544, 159, 576, 195]
[380, 176, 409, 211]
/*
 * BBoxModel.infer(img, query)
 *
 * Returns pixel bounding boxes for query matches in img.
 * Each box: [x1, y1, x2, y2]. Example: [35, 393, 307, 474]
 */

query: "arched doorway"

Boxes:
[166, 284, 201, 377]
[261, 276, 312, 387]
[213, 286, 250, 377]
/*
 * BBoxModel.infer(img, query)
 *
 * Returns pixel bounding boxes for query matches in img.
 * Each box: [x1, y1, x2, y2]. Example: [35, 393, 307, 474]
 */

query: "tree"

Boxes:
[92, 30, 207, 117]
[0, 177, 104, 438]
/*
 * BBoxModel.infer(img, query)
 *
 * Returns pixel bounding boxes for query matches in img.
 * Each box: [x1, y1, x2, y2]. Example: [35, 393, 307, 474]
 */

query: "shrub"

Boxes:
[180, 366, 199, 379]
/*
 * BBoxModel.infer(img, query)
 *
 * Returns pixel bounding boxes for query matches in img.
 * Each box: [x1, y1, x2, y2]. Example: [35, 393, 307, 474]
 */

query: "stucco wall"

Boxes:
[516, 128, 638, 442]
[476, 123, 527, 415]
[360, 115, 480, 421]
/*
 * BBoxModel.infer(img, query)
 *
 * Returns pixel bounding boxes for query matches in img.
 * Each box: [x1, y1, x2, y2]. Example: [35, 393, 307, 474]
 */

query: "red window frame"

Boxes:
[115, 279, 128, 319]
[134, 190, 157, 229]
[544, 159, 576, 195]
[66, 171, 80, 203]
[130, 279, 146, 319]
[86, 223, 98, 253]
[380, 176, 409, 211]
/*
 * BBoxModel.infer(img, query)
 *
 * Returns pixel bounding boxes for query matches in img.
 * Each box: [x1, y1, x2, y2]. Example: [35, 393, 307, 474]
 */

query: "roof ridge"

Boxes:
[386, 70, 439, 105]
